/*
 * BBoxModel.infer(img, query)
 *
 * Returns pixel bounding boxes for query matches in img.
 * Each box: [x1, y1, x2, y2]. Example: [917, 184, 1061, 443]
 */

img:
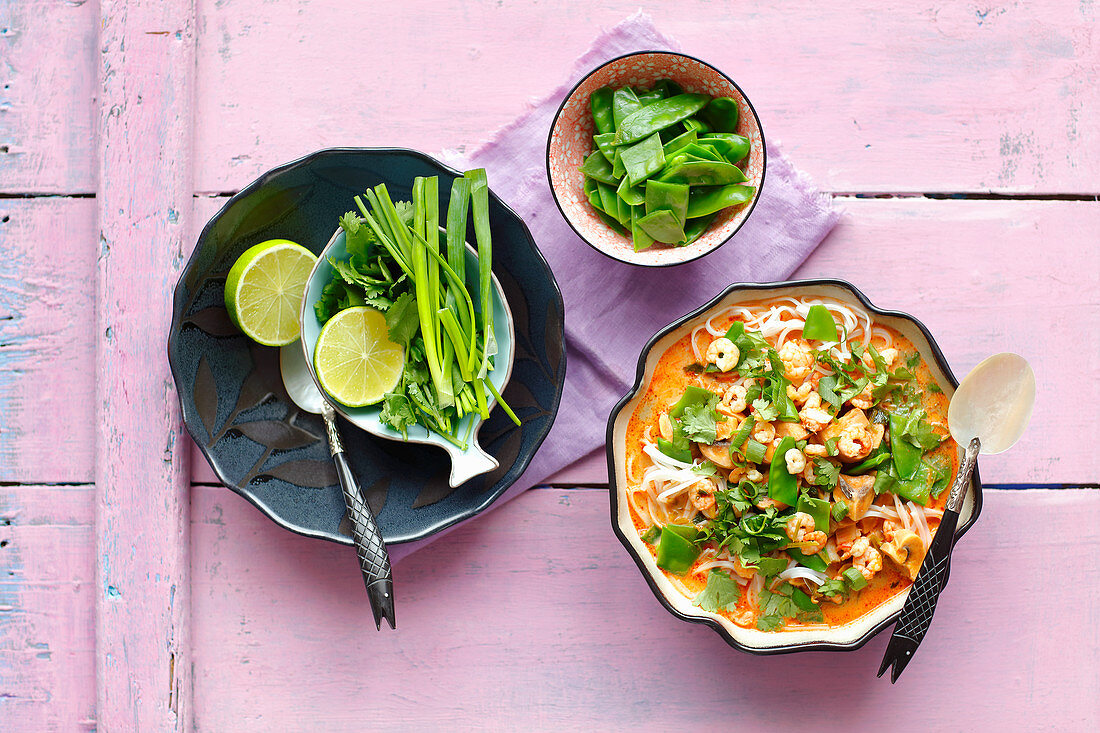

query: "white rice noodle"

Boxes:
[690, 323, 706, 361]
[705, 310, 727, 336]
[908, 501, 933, 550]
[923, 507, 944, 519]
[892, 493, 911, 530]
[644, 442, 695, 471]
[863, 505, 901, 521]
[628, 490, 654, 527]
[643, 425, 653, 444]
[694, 559, 743, 577]
[778, 566, 829, 587]
[871, 325, 894, 350]
[654, 478, 697, 503]
[626, 453, 639, 484]
[746, 572, 765, 608]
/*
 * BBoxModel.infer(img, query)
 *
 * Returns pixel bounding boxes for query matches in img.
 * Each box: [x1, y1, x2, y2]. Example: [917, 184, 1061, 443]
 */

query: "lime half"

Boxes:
[314, 306, 404, 407]
[224, 239, 318, 346]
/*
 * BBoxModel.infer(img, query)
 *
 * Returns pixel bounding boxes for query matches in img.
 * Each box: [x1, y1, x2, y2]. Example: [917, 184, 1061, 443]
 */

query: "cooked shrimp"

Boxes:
[718, 384, 748, 416]
[849, 536, 883, 580]
[706, 337, 739, 372]
[824, 408, 885, 462]
[778, 339, 814, 383]
[848, 382, 874, 410]
[689, 478, 718, 518]
[785, 511, 828, 554]
[784, 448, 807, 474]
[804, 443, 828, 457]
[786, 381, 813, 404]
[752, 421, 775, 444]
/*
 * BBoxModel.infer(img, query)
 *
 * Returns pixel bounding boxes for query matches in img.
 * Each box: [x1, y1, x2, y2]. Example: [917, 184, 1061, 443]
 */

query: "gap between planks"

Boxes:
[3, 191, 1099, 201]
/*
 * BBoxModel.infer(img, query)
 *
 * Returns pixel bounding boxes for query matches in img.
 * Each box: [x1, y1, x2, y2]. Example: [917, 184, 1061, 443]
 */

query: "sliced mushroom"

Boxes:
[834, 474, 875, 520]
[698, 440, 734, 469]
[881, 530, 924, 580]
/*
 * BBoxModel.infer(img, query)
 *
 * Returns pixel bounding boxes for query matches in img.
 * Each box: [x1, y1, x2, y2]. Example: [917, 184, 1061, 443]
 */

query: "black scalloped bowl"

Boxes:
[606, 280, 982, 654]
[169, 148, 565, 545]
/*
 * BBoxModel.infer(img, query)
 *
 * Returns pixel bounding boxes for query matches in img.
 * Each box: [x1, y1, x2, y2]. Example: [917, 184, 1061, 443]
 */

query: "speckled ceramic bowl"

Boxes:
[547, 51, 766, 267]
[606, 280, 983, 654]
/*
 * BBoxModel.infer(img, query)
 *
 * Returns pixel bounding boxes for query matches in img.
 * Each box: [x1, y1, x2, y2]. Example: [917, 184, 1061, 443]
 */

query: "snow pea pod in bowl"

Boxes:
[548, 51, 766, 267]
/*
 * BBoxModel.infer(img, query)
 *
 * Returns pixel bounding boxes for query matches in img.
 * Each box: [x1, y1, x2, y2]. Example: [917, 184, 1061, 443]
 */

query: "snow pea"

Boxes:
[637, 209, 686, 244]
[589, 87, 616, 135]
[678, 142, 724, 163]
[682, 116, 711, 135]
[612, 87, 644, 129]
[614, 191, 631, 227]
[592, 132, 619, 162]
[656, 524, 702, 575]
[632, 210, 656, 252]
[661, 128, 698, 158]
[596, 182, 620, 220]
[652, 79, 683, 98]
[578, 150, 617, 185]
[685, 185, 755, 218]
[583, 176, 601, 210]
[616, 176, 645, 206]
[645, 180, 689, 226]
[802, 304, 839, 341]
[787, 547, 828, 572]
[848, 451, 891, 474]
[683, 212, 717, 245]
[615, 93, 710, 144]
[890, 412, 922, 479]
[611, 148, 626, 180]
[700, 97, 740, 133]
[701, 133, 750, 163]
[635, 87, 665, 104]
[619, 133, 666, 185]
[768, 436, 799, 506]
[658, 160, 748, 186]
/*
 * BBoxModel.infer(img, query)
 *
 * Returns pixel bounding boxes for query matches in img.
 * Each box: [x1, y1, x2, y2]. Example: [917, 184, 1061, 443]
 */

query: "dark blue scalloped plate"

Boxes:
[168, 148, 565, 545]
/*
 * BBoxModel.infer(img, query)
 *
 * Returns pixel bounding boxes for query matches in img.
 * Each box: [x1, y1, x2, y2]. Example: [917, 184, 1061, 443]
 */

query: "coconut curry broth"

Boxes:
[624, 302, 958, 631]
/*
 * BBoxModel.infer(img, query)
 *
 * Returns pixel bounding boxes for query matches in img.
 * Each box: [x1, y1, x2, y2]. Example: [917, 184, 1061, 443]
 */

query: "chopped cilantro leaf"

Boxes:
[385, 291, 420, 344]
[810, 458, 841, 489]
[693, 570, 742, 613]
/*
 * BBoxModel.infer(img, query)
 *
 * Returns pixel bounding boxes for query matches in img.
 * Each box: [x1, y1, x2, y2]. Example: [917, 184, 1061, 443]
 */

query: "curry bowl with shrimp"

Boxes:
[606, 280, 982, 654]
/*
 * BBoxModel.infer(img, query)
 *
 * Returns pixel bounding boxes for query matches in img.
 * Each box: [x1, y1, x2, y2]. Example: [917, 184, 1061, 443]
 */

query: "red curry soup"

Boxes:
[624, 296, 957, 631]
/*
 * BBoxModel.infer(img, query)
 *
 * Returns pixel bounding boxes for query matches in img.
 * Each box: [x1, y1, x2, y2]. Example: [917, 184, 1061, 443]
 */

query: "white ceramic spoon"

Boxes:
[879, 353, 1035, 681]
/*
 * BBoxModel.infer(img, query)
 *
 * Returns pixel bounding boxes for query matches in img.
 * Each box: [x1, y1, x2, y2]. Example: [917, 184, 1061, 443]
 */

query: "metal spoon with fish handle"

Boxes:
[879, 353, 1034, 682]
[281, 343, 396, 630]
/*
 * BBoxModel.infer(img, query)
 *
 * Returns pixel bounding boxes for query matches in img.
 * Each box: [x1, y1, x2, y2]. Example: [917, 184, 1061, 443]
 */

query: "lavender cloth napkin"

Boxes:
[389, 12, 839, 563]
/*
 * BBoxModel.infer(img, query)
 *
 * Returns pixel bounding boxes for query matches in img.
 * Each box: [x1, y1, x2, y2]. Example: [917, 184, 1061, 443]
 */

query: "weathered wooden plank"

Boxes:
[0, 0, 98, 193]
[189, 485, 1100, 731]
[0, 198, 97, 483]
[95, 2, 196, 730]
[187, 197, 1100, 487]
[192, 1, 1098, 194]
[0, 485, 96, 731]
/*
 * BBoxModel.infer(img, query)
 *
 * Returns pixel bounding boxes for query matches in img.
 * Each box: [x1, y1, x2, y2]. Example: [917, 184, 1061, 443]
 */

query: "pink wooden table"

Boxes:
[2, 1, 1098, 730]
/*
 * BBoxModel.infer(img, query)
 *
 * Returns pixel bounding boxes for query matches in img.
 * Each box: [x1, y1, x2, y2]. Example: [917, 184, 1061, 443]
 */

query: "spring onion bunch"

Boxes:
[315, 169, 519, 448]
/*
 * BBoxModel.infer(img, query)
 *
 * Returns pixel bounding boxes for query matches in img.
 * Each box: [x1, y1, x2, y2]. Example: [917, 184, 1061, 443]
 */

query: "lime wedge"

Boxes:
[313, 306, 404, 407]
[224, 239, 318, 346]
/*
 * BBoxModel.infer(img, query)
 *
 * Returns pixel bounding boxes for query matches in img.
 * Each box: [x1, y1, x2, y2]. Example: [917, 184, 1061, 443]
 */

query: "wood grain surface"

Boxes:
[188, 486, 1100, 731]
[94, 1, 196, 730]
[0, 1, 1097, 730]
